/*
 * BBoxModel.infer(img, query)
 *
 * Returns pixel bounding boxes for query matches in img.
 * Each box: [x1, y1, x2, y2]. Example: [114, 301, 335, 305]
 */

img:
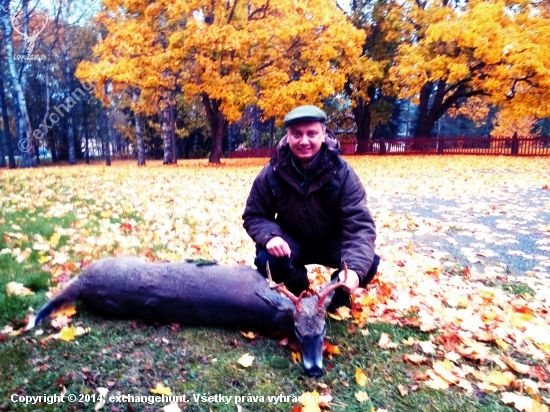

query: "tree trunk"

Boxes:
[268, 118, 275, 148]
[0, 76, 15, 168]
[161, 92, 173, 164]
[83, 100, 89, 164]
[352, 87, 376, 153]
[132, 90, 146, 166]
[170, 98, 177, 164]
[201, 93, 226, 163]
[250, 105, 261, 149]
[102, 108, 111, 166]
[414, 80, 449, 140]
[1, 7, 36, 167]
[63, 0, 76, 164]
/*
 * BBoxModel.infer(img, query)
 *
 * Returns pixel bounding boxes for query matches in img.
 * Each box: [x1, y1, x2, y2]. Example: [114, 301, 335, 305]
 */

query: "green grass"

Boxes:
[0, 182, 522, 412]
[1, 311, 517, 412]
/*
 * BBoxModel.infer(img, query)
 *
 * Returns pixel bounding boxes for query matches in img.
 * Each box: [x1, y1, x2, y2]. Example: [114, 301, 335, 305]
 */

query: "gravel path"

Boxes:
[369, 186, 550, 277]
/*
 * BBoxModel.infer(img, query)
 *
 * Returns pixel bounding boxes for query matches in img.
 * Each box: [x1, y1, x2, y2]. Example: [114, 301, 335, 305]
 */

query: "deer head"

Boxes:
[10, 11, 49, 54]
[256, 262, 350, 377]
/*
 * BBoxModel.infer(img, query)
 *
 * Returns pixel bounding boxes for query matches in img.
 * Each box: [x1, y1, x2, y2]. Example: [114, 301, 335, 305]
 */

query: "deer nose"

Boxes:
[305, 366, 323, 378]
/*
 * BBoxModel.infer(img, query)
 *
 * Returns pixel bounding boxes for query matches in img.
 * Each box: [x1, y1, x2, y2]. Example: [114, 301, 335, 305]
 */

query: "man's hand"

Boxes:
[266, 236, 291, 258]
[338, 269, 360, 294]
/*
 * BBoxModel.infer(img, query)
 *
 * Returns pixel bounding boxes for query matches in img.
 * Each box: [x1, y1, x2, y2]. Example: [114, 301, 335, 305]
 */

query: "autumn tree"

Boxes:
[76, 3, 181, 165]
[1, 0, 38, 167]
[491, 110, 539, 138]
[344, 0, 403, 150]
[392, 0, 550, 140]
[78, 0, 364, 163]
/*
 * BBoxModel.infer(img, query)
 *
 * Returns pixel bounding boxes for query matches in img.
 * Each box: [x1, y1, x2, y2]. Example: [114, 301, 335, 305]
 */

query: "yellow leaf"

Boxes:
[53, 306, 77, 318]
[237, 353, 255, 368]
[300, 390, 322, 412]
[59, 326, 76, 342]
[334, 306, 351, 319]
[38, 254, 51, 264]
[501, 392, 549, 412]
[49, 232, 61, 247]
[356, 367, 368, 386]
[150, 383, 172, 396]
[506, 357, 531, 375]
[292, 351, 302, 364]
[6, 282, 34, 296]
[355, 391, 370, 402]
[402, 337, 416, 346]
[425, 372, 450, 390]
[240, 331, 256, 340]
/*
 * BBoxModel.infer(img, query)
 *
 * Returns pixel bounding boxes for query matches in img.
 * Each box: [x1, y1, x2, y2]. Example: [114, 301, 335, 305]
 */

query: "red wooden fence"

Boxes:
[229, 136, 550, 158]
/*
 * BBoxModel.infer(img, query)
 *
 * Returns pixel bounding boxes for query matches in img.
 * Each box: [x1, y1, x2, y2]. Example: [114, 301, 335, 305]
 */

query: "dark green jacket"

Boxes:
[242, 131, 376, 281]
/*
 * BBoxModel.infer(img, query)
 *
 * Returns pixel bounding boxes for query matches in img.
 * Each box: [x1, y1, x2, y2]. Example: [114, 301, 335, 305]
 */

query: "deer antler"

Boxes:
[33, 14, 49, 38]
[316, 262, 349, 310]
[9, 13, 25, 37]
[266, 262, 305, 312]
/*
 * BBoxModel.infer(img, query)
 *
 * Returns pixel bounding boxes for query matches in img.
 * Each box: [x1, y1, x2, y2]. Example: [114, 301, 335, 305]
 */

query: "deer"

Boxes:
[25, 257, 350, 377]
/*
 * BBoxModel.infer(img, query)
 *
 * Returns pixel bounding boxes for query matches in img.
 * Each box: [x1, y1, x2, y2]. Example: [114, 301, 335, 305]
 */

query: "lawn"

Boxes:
[0, 156, 549, 412]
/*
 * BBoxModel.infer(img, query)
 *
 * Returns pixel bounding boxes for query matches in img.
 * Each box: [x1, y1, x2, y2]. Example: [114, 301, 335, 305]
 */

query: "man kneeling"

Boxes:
[243, 105, 379, 310]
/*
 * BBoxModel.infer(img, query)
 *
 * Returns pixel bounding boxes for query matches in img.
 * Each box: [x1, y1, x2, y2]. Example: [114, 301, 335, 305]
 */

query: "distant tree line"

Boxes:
[1, 0, 549, 167]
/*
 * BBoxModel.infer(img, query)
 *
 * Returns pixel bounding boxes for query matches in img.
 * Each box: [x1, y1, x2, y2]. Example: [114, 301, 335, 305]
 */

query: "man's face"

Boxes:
[287, 121, 325, 165]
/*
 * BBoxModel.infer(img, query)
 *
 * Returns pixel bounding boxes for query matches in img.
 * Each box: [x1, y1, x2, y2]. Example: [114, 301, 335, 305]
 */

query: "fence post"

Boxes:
[511, 132, 519, 155]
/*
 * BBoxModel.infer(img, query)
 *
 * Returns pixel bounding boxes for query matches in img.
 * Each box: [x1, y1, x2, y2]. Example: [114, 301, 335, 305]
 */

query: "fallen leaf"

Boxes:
[444, 351, 461, 363]
[419, 341, 436, 355]
[300, 390, 322, 412]
[292, 351, 302, 364]
[237, 353, 255, 368]
[240, 331, 256, 340]
[323, 341, 340, 356]
[378, 333, 398, 349]
[58, 326, 76, 342]
[355, 367, 368, 386]
[75, 326, 91, 337]
[150, 383, 172, 396]
[507, 357, 532, 375]
[53, 306, 77, 317]
[529, 366, 549, 382]
[501, 392, 548, 412]
[6, 281, 34, 296]
[163, 403, 181, 412]
[51, 315, 72, 329]
[355, 391, 369, 402]
[402, 353, 428, 365]
[425, 372, 450, 390]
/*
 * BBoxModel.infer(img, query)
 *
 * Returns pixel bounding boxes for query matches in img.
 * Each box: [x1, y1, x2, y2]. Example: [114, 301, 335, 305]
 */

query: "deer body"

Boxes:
[27, 257, 343, 377]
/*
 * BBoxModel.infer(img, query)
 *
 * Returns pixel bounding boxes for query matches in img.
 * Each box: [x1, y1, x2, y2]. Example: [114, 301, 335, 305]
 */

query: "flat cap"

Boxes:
[284, 105, 327, 127]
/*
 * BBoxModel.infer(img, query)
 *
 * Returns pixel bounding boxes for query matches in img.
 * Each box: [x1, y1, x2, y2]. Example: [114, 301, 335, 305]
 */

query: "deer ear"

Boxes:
[256, 292, 296, 314]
